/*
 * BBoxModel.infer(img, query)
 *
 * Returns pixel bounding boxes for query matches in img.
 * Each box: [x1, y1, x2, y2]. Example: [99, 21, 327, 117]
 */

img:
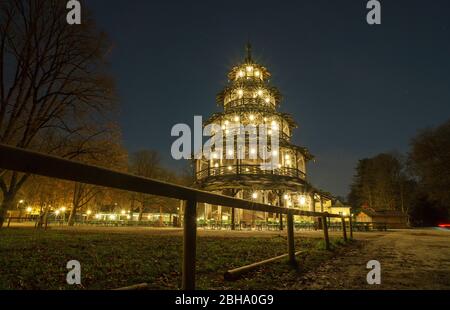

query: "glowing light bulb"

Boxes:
[249, 114, 255, 121]
[250, 148, 257, 155]
[87, 210, 92, 215]
[227, 166, 233, 171]
[265, 97, 271, 103]
[246, 66, 253, 72]
[237, 89, 244, 97]
[257, 90, 263, 96]
[252, 192, 258, 199]
[234, 116, 240, 122]
[299, 196, 307, 206]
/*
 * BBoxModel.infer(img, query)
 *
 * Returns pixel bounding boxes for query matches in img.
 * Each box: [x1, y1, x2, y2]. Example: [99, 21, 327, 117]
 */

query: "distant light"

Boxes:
[224, 120, 229, 126]
[252, 192, 258, 199]
[227, 166, 233, 171]
[212, 152, 218, 159]
[250, 148, 257, 155]
[109, 215, 117, 220]
[237, 89, 244, 97]
[121, 210, 126, 215]
[268, 130, 273, 136]
[255, 71, 260, 77]
[60, 207, 66, 212]
[299, 196, 307, 206]
[228, 150, 234, 156]
[285, 155, 291, 160]
[272, 150, 278, 157]
[238, 70, 245, 78]
[19, 200, 24, 204]
[265, 97, 271, 103]
[214, 163, 219, 168]
[249, 114, 255, 121]
[26, 207, 32, 213]
[284, 194, 289, 200]
[55, 210, 60, 216]
[258, 90, 263, 96]
[246, 66, 253, 72]
[234, 115, 240, 122]
[271, 121, 278, 129]
[87, 210, 92, 215]
[263, 117, 268, 122]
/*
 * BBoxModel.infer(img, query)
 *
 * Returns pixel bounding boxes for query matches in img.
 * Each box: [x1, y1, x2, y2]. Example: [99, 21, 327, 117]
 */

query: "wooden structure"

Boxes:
[355, 207, 409, 229]
[195, 44, 331, 227]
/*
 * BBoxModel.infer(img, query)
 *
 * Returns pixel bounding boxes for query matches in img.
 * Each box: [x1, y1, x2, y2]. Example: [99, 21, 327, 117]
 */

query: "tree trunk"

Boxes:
[0, 194, 14, 228]
[68, 207, 77, 226]
[68, 183, 83, 226]
[138, 206, 143, 222]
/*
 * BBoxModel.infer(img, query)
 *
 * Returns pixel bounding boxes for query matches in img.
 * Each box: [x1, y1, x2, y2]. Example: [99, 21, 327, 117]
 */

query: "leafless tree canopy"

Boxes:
[0, 0, 118, 226]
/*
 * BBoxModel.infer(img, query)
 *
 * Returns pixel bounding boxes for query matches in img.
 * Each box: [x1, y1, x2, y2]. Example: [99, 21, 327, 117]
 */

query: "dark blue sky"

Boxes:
[87, 0, 450, 197]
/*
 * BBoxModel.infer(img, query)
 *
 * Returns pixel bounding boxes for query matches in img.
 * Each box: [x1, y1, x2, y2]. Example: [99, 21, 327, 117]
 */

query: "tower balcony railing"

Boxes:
[223, 98, 277, 110]
[196, 164, 306, 181]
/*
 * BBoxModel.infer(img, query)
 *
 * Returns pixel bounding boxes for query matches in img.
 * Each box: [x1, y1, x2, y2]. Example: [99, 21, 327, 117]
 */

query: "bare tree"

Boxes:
[0, 0, 117, 227]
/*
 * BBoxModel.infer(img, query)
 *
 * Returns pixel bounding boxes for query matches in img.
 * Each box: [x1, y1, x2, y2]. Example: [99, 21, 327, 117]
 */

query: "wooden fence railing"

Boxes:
[0, 144, 352, 290]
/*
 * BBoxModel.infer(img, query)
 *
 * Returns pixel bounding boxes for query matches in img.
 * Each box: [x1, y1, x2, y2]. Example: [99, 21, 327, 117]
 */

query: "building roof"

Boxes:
[359, 207, 407, 218]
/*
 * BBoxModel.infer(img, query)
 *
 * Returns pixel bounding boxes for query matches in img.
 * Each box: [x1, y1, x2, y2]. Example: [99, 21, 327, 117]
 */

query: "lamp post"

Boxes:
[60, 207, 66, 223]
[26, 207, 32, 221]
[17, 200, 24, 220]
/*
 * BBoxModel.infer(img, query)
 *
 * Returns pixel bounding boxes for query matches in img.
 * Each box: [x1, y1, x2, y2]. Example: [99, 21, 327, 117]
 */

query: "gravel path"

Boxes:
[296, 229, 450, 290]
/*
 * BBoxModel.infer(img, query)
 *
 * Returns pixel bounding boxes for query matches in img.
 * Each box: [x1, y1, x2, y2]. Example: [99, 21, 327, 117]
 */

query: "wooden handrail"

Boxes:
[0, 144, 341, 219]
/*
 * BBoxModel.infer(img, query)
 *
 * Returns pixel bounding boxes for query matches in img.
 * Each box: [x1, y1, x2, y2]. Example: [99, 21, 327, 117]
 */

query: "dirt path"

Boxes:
[296, 229, 450, 290]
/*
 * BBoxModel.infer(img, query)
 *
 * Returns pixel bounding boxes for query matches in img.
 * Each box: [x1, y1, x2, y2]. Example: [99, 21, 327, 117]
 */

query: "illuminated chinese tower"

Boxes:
[195, 44, 316, 227]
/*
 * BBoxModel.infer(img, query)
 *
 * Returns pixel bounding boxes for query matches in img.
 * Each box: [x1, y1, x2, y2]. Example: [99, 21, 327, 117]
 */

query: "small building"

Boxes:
[355, 207, 409, 229]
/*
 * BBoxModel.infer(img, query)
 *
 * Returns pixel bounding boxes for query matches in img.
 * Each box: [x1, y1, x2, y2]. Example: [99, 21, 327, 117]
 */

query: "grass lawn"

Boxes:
[0, 228, 354, 290]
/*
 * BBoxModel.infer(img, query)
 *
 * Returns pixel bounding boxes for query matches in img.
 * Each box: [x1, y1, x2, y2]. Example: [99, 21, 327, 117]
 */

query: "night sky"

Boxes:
[87, 0, 450, 197]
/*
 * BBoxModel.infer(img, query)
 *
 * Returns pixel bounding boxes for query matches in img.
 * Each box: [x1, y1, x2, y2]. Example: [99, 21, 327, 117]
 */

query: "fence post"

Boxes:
[182, 198, 197, 290]
[349, 216, 353, 239]
[287, 212, 296, 265]
[322, 215, 330, 250]
[341, 217, 348, 242]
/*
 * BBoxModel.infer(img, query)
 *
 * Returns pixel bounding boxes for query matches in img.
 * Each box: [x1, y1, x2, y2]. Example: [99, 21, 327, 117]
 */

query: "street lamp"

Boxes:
[60, 207, 66, 223]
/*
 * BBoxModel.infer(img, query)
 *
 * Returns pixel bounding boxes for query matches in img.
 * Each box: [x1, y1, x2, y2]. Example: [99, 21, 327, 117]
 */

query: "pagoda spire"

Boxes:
[245, 41, 253, 63]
